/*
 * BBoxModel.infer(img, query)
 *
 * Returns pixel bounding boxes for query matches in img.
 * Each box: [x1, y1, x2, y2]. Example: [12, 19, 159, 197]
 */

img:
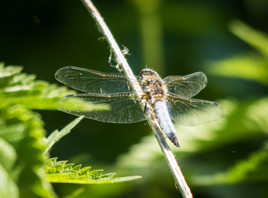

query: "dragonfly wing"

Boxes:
[55, 66, 131, 93]
[58, 92, 146, 123]
[167, 94, 223, 126]
[164, 72, 207, 98]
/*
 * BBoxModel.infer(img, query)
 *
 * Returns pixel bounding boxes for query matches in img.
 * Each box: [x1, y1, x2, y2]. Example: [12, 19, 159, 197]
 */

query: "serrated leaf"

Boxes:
[0, 63, 74, 110]
[0, 104, 56, 198]
[46, 158, 142, 184]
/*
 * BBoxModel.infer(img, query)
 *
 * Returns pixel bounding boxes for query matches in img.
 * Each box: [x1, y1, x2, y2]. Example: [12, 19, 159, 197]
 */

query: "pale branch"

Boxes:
[80, 1, 193, 197]
[81, 0, 144, 97]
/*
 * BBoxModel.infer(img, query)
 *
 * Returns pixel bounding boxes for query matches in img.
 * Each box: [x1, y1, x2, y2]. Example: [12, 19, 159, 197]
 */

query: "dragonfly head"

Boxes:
[139, 68, 161, 83]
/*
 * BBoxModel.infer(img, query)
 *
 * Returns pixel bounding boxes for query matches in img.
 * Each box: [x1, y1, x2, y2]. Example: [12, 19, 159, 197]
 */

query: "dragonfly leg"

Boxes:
[144, 103, 148, 113]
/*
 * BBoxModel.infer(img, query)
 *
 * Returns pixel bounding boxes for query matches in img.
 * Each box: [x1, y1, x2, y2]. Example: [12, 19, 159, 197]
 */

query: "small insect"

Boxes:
[55, 66, 222, 147]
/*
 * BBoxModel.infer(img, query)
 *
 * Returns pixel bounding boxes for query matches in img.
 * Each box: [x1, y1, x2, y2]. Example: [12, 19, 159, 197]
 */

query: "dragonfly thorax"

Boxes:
[139, 69, 167, 104]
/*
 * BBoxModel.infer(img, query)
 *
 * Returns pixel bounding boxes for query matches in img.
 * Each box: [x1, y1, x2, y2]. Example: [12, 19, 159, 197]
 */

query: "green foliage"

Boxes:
[1, 17, 268, 198]
[230, 21, 268, 57]
[0, 139, 18, 198]
[0, 64, 141, 198]
[116, 97, 268, 191]
[209, 54, 268, 85]
[0, 64, 61, 197]
[46, 158, 141, 184]
[208, 21, 268, 85]
[197, 143, 268, 185]
[0, 104, 56, 198]
[0, 63, 74, 110]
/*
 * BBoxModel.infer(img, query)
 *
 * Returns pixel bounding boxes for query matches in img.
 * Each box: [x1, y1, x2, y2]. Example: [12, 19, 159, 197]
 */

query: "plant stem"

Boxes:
[80, 1, 193, 197]
[150, 120, 193, 198]
[81, 0, 143, 97]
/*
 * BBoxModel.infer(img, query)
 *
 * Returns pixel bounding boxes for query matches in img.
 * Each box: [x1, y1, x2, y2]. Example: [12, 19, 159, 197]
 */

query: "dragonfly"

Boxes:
[55, 66, 222, 147]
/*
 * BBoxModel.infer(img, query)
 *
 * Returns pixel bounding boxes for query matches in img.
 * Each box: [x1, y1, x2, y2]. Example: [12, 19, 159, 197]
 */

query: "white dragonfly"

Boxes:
[55, 66, 222, 147]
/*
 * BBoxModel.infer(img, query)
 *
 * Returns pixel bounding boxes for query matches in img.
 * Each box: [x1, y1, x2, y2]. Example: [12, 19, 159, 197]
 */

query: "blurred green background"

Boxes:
[1, 0, 268, 197]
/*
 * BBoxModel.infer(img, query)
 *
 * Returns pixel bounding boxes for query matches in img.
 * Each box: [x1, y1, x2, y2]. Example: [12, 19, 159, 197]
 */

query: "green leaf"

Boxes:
[193, 144, 268, 185]
[0, 138, 16, 171]
[209, 22, 268, 85]
[230, 21, 268, 57]
[0, 104, 56, 198]
[208, 54, 268, 85]
[0, 63, 70, 197]
[220, 144, 268, 182]
[58, 96, 110, 112]
[0, 138, 18, 198]
[0, 62, 74, 110]
[0, 164, 18, 198]
[0, 64, 21, 78]
[46, 158, 142, 184]
[45, 116, 84, 154]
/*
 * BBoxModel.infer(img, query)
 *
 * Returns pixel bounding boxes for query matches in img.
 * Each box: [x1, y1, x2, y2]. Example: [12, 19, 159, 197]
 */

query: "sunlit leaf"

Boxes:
[0, 138, 18, 198]
[209, 22, 268, 85]
[0, 62, 74, 110]
[0, 105, 56, 198]
[0, 164, 18, 198]
[230, 21, 268, 57]
[46, 158, 142, 184]
[208, 55, 268, 85]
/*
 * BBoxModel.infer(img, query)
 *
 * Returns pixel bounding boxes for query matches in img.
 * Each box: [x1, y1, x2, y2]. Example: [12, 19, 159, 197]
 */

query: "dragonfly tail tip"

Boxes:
[168, 134, 180, 147]
[173, 139, 180, 147]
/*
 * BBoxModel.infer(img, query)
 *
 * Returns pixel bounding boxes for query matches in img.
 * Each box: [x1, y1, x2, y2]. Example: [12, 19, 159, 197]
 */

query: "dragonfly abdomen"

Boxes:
[154, 101, 180, 147]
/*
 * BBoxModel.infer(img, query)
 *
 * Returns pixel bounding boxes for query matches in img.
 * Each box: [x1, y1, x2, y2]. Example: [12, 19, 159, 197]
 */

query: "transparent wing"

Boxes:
[55, 66, 131, 93]
[164, 72, 207, 99]
[58, 92, 146, 123]
[167, 94, 223, 126]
